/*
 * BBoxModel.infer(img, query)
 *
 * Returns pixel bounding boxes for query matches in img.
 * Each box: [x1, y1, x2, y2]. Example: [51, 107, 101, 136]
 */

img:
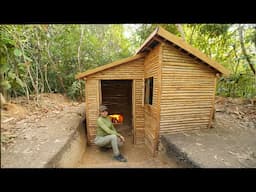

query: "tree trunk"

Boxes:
[232, 44, 241, 75]
[0, 92, 6, 108]
[238, 25, 256, 75]
[77, 25, 84, 72]
[176, 24, 186, 41]
[77, 25, 85, 99]
[46, 40, 66, 93]
[189, 25, 196, 44]
[253, 26, 256, 51]
[44, 64, 52, 92]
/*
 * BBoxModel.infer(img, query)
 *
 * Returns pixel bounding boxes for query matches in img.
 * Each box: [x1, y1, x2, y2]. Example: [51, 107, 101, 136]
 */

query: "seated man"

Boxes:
[94, 105, 127, 162]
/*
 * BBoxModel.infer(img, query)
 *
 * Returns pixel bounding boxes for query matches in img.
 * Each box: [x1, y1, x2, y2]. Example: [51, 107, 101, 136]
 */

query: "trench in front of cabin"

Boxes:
[52, 80, 181, 168]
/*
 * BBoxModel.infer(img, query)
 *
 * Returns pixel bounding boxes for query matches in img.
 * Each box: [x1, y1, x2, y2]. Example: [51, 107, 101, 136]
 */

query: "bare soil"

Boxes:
[1, 94, 255, 168]
[76, 125, 180, 168]
[1, 93, 79, 152]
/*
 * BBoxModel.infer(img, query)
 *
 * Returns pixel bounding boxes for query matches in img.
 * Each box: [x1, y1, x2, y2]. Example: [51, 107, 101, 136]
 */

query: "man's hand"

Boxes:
[119, 135, 125, 142]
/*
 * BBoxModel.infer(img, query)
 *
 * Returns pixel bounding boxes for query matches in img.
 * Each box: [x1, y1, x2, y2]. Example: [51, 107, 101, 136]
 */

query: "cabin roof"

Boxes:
[76, 26, 229, 79]
[135, 26, 229, 76]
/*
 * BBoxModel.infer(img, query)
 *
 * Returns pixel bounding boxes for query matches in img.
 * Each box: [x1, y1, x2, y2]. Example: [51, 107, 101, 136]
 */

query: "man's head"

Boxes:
[99, 105, 108, 117]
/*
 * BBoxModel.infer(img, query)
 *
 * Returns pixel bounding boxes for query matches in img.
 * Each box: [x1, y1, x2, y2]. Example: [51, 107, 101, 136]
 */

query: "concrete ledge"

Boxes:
[160, 128, 256, 168]
[45, 109, 86, 168]
[1, 104, 86, 168]
[160, 135, 200, 168]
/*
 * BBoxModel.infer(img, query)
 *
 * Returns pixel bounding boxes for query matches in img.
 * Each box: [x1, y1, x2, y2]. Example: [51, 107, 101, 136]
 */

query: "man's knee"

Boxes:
[109, 134, 117, 141]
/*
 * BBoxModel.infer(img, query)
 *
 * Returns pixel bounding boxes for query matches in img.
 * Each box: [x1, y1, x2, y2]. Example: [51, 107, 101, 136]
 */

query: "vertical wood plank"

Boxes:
[208, 76, 217, 128]
[98, 80, 102, 105]
[85, 79, 91, 144]
[133, 80, 136, 144]
[154, 43, 163, 156]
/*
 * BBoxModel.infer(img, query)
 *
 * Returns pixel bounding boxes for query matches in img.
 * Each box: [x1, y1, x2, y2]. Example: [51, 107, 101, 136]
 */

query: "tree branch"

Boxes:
[238, 25, 256, 75]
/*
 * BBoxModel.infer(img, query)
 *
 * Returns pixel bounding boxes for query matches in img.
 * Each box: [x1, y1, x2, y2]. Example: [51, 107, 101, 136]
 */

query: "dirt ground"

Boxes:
[161, 96, 256, 168]
[1, 93, 80, 152]
[76, 125, 180, 168]
[1, 94, 255, 168]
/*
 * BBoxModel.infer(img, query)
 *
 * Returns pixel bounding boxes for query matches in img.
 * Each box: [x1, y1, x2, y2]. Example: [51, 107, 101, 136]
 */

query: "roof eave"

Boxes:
[75, 53, 146, 79]
[134, 27, 159, 55]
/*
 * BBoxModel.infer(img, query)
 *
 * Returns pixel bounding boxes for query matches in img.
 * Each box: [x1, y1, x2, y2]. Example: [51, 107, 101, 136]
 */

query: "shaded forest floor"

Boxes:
[1, 94, 256, 167]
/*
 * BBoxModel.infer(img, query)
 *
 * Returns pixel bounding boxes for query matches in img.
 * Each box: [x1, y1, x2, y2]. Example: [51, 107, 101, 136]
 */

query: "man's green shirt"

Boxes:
[96, 116, 121, 137]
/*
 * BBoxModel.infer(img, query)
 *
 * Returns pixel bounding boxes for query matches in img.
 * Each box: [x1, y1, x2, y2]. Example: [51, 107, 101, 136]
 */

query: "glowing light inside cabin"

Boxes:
[109, 114, 124, 124]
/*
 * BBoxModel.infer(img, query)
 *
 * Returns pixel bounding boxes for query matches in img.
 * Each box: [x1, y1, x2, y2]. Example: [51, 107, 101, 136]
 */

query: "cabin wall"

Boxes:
[89, 58, 145, 80]
[133, 79, 144, 144]
[85, 58, 145, 144]
[144, 44, 162, 154]
[160, 43, 216, 135]
[85, 79, 100, 144]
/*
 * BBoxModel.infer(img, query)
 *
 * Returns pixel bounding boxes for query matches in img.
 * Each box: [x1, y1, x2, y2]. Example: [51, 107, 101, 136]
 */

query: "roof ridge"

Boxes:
[137, 26, 230, 76]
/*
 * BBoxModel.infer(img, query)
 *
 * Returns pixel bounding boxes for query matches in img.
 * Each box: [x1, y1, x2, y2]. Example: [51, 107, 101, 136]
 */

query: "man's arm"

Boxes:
[97, 118, 121, 136]
[111, 123, 125, 142]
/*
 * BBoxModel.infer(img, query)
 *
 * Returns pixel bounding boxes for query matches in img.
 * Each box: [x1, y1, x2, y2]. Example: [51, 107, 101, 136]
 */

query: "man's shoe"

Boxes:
[113, 154, 127, 162]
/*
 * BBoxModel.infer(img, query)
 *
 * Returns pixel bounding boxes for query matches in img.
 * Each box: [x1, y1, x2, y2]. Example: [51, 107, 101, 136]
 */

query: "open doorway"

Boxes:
[101, 80, 133, 142]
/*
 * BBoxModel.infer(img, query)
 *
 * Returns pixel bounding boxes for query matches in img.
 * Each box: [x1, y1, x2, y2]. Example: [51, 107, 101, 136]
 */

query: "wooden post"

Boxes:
[153, 44, 163, 157]
[98, 80, 102, 105]
[132, 80, 136, 144]
[84, 78, 90, 145]
[208, 76, 217, 128]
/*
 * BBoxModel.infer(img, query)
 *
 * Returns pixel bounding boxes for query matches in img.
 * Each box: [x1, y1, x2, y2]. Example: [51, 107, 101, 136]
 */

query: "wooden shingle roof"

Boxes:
[135, 26, 230, 76]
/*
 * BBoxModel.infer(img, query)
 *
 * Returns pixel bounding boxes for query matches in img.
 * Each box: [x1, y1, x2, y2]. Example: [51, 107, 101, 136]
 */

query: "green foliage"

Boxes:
[217, 73, 256, 98]
[67, 80, 84, 100]
[0, 24, 132, 100]
[129, 24, 180, 53]
[0, 80, 11, 90]
[1, 24, 255, 100]
[130, 24, 256, 98]
[0, 62, 8, 73]
[14, 48, 22, 57]
[198, 24, 230, 37]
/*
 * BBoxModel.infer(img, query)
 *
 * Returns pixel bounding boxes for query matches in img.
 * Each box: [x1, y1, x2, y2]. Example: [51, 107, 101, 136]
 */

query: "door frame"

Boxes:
[99, 79, 135, 144]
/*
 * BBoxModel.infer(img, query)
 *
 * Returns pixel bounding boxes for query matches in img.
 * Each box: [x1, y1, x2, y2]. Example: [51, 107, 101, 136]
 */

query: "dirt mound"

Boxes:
[2, 103, 28, 119]
[1, 93, 79, 150]
[215, 96, 256, 127]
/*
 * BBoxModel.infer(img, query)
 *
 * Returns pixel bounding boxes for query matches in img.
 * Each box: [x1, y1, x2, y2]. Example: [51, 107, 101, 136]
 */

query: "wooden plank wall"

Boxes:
[85, 79, 100, 144]
[144, 44, 162, 154]
[160, 43, 216, 135]
[90, 58, 145, 80]
[133, 79, 144, 144]
[85, 57, 145, 144]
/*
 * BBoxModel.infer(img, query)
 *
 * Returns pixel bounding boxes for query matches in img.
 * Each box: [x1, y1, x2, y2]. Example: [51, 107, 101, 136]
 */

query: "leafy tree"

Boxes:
[0, 24, 132, 101]
[129, 24, 256, 98]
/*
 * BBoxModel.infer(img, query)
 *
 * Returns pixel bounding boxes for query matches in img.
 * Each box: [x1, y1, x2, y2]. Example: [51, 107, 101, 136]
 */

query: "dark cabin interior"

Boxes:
[101, 80, 133, 137]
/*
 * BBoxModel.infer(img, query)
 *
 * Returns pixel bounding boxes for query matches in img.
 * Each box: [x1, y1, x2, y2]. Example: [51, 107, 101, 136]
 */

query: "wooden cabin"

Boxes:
[75, 26, 229, 155]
